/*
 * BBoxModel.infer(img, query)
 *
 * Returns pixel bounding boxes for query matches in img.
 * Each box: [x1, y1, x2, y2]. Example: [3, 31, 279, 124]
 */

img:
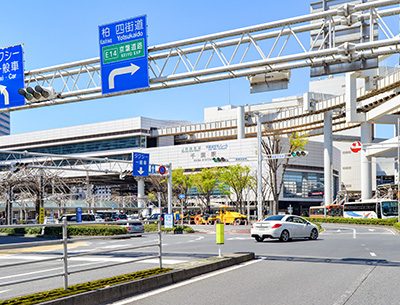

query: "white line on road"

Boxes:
[107, 259, 261, 305]
[0, 261, 100, 281]
[0, 257, 187, 281]
[0, 289, 11, 294]
[227, 237, 253, 240]
[370, 252, 377, 257]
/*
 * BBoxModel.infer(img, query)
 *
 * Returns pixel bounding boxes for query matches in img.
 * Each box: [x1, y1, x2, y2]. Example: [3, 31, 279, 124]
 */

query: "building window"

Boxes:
[283, 171, 338, 199]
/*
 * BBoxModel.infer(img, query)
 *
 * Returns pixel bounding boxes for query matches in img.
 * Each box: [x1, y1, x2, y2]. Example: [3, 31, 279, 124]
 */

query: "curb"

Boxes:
[39, 252, 254, 305]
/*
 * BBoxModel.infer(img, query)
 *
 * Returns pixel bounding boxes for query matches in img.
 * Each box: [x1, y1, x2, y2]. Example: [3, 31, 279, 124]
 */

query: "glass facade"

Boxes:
[0, 136, 146, 161]
[283, 171, 338, 199]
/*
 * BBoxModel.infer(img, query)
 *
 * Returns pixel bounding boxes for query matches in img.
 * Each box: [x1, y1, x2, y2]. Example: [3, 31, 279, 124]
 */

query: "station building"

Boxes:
[0, 101, 341, 217]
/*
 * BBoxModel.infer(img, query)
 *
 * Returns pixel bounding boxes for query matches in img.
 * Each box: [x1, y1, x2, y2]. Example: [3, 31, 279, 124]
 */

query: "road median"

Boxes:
[37, 252, 254, 305]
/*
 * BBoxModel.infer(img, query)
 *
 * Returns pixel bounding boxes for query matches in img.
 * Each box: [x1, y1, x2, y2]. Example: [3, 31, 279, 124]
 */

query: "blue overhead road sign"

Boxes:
[99, 16, 149, 95]
[133, 152, 149, 177]
[0, 44, 25, 109]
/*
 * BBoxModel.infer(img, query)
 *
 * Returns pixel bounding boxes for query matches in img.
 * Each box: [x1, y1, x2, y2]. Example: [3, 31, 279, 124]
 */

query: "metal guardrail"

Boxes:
[0, 218, 162, 290]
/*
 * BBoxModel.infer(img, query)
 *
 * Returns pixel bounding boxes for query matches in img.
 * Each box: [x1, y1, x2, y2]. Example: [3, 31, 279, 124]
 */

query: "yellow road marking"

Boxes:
[0, 241, 87, 256]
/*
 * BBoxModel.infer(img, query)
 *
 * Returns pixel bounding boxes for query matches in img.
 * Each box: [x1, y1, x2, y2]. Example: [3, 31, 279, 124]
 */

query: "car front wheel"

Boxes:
[309, 228, 318, 240]
[279, 230, 290, 242]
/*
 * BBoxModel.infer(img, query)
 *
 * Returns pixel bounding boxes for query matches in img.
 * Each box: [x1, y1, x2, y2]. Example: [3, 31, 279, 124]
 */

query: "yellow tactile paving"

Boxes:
[0, 241, 87, 255]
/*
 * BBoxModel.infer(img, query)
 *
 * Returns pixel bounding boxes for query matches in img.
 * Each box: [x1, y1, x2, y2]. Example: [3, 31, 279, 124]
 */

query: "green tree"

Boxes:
[191, 167, 219, 211]
[218, 164, 253, 213]
[171, 167, 193, 209]
[261, 131, 308, 215]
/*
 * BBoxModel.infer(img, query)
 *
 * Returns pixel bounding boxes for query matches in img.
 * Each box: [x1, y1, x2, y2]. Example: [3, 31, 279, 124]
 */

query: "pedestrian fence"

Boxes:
[0, 218, 162, 290]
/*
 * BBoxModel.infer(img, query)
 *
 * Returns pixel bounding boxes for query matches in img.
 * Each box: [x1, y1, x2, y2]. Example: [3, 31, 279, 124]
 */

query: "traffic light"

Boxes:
[18, 85, 55, 103]
[213, 157, 228, 162]
[290, 151, 308, 157]
[10, 162, 27, 173]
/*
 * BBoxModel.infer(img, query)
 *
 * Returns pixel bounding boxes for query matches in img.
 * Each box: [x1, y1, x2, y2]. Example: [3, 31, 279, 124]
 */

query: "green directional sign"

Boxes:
[102, 39, 145, 64]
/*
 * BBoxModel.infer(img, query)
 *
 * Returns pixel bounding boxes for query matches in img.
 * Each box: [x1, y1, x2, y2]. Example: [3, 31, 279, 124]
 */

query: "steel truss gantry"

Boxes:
[2, 0, 400, 113]
[0, 149, 132, 175]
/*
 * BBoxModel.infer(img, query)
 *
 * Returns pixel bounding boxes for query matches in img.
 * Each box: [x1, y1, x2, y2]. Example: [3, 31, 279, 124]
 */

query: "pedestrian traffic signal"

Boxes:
[213, 157, 228, 162]
[18, 86, 55, 103]
[290, 151, 308, 157]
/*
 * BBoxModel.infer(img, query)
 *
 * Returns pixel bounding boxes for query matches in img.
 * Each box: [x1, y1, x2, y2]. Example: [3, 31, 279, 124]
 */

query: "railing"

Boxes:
[0, 219, 162, 290]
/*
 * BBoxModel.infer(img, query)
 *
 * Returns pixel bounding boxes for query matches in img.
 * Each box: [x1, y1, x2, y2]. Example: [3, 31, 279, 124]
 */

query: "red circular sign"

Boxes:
[158, 165, 166, 175]
[350, 141, 362, 153]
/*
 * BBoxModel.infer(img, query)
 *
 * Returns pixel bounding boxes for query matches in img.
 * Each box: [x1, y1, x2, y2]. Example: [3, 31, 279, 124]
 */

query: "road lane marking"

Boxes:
[0, 241, 87, 256]
[227, 237, 253, 240]
[0, 261, 100, 280]
[0, 257, 187, 281]
[0, 289, 11, 294]
[370, 252, 377, 257]
[108, 259, 261, 304]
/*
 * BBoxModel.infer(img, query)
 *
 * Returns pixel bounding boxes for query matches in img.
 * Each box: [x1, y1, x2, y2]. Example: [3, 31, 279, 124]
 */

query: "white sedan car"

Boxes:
[251, 215, 319, 242]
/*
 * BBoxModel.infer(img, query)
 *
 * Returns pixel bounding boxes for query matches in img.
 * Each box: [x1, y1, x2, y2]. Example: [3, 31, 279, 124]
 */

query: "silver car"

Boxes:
[251, 215, 319, 242]
[121, 221, 145, 236]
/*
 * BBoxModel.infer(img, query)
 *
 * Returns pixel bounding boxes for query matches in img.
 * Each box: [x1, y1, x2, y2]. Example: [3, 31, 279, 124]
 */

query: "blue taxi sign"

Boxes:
[0, 44, 25, 109]
[132, 152, 149, 177]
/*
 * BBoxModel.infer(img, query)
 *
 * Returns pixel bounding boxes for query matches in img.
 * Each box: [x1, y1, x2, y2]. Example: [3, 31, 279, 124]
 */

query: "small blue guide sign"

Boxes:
[0, 44, 25, 109]
[164, 214, 174, 229]
[76, 207, 82, 223]
[99, 15, 149, 95]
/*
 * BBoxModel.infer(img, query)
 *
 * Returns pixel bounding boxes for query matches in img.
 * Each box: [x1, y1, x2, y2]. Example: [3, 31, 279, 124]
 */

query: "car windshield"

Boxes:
[263, 215, 285, 221]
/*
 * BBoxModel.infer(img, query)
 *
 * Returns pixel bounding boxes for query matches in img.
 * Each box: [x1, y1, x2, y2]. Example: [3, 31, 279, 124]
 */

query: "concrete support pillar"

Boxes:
[345, 73, 358, 123]
[361, 122, 373, 200]
[324, 111, 333, 206]
[256, 115, 263, 218]
[137, 178, 145, 208]
[237, 105, 245, 139]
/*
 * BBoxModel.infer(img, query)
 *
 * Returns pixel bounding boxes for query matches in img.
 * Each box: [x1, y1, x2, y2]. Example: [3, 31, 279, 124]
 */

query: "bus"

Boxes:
[343, 199, 398, 219]
[309, 205, 344, 217]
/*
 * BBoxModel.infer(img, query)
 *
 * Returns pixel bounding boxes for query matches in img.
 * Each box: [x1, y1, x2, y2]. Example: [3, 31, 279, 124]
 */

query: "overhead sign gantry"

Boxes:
[1, 0, 399, 112]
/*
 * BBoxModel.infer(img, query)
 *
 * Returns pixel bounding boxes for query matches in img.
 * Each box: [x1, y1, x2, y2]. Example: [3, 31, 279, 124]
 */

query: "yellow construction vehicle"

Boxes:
[194, 206, 247, 225]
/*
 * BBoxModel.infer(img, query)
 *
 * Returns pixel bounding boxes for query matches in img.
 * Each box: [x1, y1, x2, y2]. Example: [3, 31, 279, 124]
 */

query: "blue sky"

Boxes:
[1, 0, 399, 137]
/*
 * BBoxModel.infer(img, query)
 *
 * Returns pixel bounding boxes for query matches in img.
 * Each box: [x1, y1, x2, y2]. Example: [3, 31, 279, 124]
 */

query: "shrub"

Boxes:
[305, 217, 397, 226]
[67, 225, 126, 236]
[0, 268, 172, 305]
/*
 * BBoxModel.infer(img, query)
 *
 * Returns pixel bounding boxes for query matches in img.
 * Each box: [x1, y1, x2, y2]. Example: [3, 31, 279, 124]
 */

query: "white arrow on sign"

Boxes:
[137, 167, 144, 175]
[0, 85, 9, 105]
[108, 63, 140, 89]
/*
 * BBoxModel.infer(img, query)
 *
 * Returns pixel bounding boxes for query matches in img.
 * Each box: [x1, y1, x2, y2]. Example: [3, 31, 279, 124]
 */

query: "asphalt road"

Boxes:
[0, 223, 399, 304]
[107, 224, 400, 305]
